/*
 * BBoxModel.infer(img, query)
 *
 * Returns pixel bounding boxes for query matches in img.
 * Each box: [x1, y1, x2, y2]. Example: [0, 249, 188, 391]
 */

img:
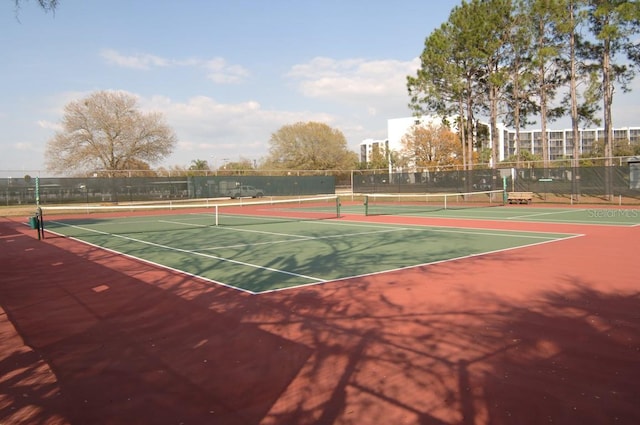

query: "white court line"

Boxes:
[370, 209, 637, 226]
[199, 228, 406, 251]
[311, 217, 578, 238]
[43, 227, 256, 294]
[507, 209, 587, 219]
[200, 220, 569, 252]
[47, 217, 584, 295]
[76, 215, 576, 251]
[49, 220, 327, 284]
[162, 217, 410, 243]
[158, 219, 212, 228]
[425, 227, 567, 240]
[259, 233, 586, 294]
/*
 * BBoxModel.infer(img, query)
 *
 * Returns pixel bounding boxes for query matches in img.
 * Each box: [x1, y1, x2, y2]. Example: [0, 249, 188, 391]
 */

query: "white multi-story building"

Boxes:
[503, 127, 640, 160]
[359, 138, 389, 164]
[359, 115, 640, 164]
[359, 116, 459, 164]
[386, 116, 455, 152]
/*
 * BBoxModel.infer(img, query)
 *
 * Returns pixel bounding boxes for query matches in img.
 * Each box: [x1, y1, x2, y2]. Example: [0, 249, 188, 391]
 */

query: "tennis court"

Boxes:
[3, 190, 639, 425]
[41, 196, 580, 294]
[355, 205, 640, 226]
[338, 191, 640, 226]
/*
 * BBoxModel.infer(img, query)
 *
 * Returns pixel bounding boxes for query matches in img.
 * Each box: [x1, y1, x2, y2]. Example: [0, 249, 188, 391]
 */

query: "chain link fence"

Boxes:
[2, 162, 639, 206]
[352, 163, 640, 203]
[0, 175, 335, 205]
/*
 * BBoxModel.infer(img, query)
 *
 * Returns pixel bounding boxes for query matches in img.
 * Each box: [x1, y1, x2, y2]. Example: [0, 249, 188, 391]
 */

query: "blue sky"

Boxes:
[1, 0, 638, 176]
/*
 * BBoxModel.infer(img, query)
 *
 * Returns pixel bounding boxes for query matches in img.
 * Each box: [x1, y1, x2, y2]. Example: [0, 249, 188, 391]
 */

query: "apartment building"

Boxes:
[359, 116, 640, 164]
[503, 127, 640, 160]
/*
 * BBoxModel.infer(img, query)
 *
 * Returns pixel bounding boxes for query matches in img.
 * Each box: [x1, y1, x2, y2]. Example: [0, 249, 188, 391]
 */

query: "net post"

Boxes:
[364, 195, 369, 216]
[35, 176, 41, 207]
[215, 204, 219, 226]
[36, 206, 44, 240]
[502, 176, 508, 205]
[336, 196, 341, 218]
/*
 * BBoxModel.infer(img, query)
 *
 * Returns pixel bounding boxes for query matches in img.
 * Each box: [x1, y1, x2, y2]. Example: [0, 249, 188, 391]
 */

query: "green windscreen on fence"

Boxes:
[0, 175, 335, 205]
[352, 165, 640, 200]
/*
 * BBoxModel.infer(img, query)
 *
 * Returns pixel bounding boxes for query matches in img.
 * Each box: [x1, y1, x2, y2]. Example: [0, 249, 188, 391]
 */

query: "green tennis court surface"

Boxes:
[344, 203, 640, 226]
[45, 211, 579, 294]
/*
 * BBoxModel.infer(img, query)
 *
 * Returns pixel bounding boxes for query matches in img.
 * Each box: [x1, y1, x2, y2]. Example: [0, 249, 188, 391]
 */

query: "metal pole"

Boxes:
[35, 176, 40, 206]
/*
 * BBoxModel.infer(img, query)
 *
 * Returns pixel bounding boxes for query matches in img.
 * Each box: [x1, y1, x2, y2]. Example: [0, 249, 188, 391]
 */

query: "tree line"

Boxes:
[44, 91, 358, 177]
[407, 0, 640, 170]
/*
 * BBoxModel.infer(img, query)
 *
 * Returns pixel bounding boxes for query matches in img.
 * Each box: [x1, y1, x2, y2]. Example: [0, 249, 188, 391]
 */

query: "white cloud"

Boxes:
[283, 57, 419, 148]
[37, 120, 62, 131]
[35, 54, 421, 169]
[141, 95, 335, 166]
[101, 49, 169, 70]
[204, 59, 250, 84]
[38, 91, 299, 166]
[100, 49, 250, 84]
[288, 56, 420, 100]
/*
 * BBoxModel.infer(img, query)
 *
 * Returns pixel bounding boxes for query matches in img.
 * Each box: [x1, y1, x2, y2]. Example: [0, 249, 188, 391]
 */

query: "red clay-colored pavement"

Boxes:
[1, 214, 638, 425]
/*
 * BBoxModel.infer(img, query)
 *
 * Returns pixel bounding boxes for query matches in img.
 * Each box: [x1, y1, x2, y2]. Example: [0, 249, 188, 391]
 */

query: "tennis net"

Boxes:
[212, 195, 341, 226]
[364, 190, 505, 216]
[40, 195, 341, 235]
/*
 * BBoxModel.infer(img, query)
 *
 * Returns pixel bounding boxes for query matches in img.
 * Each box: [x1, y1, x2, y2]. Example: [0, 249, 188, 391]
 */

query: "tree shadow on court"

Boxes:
[205, 228, 488, 293]
[4, 217, 640, 425]
[243, 270, 640, 425]
[476, 283, 640, 425]
[0, 220, 312, 425]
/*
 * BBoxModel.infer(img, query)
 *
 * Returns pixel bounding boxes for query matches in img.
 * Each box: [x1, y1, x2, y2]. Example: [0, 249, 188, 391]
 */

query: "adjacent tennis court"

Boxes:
[41, 196, 581, 294]
[338, 191, 640, 226]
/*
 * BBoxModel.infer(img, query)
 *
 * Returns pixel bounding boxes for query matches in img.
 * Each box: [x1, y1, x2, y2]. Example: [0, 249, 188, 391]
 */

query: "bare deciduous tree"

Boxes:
[14, 0, 58, 14]
[45, 91, 177, 176]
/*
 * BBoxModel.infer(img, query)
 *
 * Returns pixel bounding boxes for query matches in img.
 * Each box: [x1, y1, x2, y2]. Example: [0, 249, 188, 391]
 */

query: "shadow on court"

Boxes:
[250, 268, 640, 425]
[1, 217, 639, 424]
[0, 219, 310, 425]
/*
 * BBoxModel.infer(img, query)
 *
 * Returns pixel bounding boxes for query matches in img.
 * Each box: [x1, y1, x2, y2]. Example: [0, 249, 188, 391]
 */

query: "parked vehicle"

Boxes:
[226, 185, 265, 199]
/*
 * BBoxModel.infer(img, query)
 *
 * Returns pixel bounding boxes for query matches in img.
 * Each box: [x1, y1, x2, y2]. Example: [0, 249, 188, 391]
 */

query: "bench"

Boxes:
[507, 191, 533, 204]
